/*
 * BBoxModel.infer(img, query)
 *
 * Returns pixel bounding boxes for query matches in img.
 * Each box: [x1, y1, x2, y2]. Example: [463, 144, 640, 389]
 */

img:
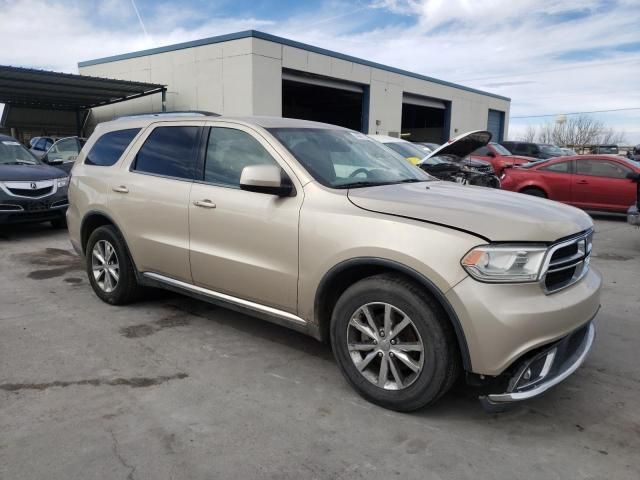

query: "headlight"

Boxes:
[461, 245, 548, 283]
[57, 177, 69, 188]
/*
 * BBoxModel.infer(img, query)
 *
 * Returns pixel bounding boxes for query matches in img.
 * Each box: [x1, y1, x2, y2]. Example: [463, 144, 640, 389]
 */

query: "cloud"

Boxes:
[1, 0, 638, 142]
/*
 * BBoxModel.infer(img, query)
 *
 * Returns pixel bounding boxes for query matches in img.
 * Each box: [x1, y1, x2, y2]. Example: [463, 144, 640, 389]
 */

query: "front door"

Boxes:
[189, 124, 302, 313]
[571, 158, 636, 211]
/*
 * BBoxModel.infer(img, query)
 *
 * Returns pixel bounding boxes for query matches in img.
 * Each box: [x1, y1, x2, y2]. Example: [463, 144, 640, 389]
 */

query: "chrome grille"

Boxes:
[541, 230, 593, 294]
[7, 186, 53, 197]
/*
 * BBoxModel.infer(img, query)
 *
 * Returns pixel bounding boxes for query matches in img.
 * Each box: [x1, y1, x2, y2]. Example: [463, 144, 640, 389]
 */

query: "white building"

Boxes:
[79, 30, 510, 143]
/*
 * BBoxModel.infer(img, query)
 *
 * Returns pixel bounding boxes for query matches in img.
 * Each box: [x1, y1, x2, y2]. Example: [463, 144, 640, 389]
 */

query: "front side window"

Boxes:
[472, 146, 490, 156]
[269, 128, 430, 188]
[576, 159, 631, 179]
[133, 126, 199, 179]
[86, 128, 140, 167]
[34, 138, 47, 151]
[540, 161, 571, 173]
[204, 127, 279, 187]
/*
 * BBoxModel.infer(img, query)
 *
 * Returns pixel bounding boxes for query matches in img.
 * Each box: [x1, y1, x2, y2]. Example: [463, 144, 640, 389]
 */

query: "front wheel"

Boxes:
[330, 274, 460, 412]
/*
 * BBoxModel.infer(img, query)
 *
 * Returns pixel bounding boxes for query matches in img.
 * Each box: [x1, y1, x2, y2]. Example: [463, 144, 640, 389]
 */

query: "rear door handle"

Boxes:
[193, 199, 216, 209]
[112, 185, 129, 193]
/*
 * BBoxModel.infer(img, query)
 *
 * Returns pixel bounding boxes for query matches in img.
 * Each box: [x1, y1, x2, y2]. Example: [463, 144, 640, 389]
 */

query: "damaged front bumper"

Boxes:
[480, 319, 596, 410]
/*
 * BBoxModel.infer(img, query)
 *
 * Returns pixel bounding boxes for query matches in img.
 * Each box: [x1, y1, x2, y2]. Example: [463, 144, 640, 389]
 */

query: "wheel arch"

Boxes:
[314, 257, 472, 371]
[80, 211, 140, 273]
[519, 184, 548, 196]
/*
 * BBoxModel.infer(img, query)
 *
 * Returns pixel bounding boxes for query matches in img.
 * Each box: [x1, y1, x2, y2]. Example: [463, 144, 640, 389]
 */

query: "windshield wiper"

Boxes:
[335, 181, 392, 189]
[393, 178, 427, 184]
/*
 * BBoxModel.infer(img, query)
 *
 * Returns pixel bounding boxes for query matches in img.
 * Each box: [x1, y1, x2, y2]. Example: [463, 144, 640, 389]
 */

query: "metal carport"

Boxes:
[0, 65, 165, 139]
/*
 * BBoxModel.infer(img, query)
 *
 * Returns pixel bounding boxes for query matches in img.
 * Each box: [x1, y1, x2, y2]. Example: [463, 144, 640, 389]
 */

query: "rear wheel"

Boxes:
[520, 187, 547, 198]
[86, 225, 140, 305]
[330, 274, 460, 412]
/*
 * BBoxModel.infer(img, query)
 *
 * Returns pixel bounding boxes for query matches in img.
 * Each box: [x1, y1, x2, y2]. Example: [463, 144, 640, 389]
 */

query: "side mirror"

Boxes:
[486, 151, 496, 157]
[626, 171, 640, 182]
[239, 165, 293, 196]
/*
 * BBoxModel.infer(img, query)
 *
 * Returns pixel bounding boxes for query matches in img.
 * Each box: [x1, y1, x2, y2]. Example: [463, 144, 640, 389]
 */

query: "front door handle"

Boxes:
[577, 180, 589, 185]
[112, 185, 129, 193]
[193, 199, 216, 209]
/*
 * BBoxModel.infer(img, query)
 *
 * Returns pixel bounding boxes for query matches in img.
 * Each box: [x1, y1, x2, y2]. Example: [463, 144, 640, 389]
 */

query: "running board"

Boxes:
[142, 272, 307, 327]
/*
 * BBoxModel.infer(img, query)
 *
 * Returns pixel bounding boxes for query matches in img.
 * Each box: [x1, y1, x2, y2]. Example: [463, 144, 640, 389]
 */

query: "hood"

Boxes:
[347, 181, 593, 242]
[0, 163, 67, 181]
[419, 130, 492, 165]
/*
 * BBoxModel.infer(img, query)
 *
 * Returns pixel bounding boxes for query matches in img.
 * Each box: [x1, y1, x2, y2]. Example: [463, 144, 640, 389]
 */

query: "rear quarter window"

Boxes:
[85, 128, 141, 166]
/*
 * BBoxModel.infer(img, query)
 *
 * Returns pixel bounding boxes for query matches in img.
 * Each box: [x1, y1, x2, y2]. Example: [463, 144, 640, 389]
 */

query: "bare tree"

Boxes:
[534, 115, 606, 148]
[597, 128, 627, 145]
[511, 115, 627, 148]
[520, 125, 537, 142]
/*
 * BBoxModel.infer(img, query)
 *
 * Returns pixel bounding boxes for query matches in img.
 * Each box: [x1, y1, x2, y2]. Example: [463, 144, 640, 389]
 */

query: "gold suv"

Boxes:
[67, 114, 601, 411]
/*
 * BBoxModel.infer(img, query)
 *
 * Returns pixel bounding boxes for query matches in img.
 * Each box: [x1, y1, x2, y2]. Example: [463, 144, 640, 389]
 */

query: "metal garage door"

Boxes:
[282, 71, 366, 132]
[487, 110, 505, 142]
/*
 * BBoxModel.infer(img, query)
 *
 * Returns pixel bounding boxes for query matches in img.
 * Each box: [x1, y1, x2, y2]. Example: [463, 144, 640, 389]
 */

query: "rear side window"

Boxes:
[541, 161, 571, 173]
[86, 129, 140, 166]
[133, 126, 200, 180]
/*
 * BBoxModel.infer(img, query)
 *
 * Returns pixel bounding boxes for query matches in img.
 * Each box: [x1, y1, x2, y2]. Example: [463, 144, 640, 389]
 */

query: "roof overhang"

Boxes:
[0, 65, 165, 111]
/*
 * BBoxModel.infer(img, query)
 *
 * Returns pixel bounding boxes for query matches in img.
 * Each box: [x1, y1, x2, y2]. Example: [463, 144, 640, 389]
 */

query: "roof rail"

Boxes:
[114, 110, 220, 120]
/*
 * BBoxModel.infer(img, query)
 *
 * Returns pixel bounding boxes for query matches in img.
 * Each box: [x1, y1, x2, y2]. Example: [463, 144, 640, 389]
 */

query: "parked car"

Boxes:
[29, 136, 59, 159]
[68, 114, 600, 412]
[0, 134, 69, 227]
[469, 142, 534, 175]
[415, 142, 440, 152]
[626, 145, 640, 163]
[500, 141, 564, 160]
[370, 133, 499, 187]
[41, 137, 86, 173]
[590, 145, 618, 155]
[368, 135, 431, 164]
[500, 155, 640, 213]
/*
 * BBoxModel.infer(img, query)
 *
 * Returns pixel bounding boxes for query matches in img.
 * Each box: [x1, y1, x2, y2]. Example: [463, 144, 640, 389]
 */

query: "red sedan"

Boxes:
[470, 142, 534, 175]
[501, 155, 640, 213]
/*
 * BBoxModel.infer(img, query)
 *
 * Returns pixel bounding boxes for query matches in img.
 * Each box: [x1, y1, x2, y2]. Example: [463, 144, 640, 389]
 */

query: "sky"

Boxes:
[1, 0, 639, 142]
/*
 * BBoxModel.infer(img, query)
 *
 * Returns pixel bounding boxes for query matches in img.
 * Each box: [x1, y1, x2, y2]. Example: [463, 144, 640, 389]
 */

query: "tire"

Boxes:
[520, 187, 547, 198]
[51, 217, 67, 229]
[85, 225, 141, 305]
[330, 273, 460, 412]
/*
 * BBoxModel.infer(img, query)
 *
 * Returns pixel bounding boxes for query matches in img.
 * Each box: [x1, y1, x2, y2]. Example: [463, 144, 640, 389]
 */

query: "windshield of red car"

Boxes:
[491, 143, 512, 155]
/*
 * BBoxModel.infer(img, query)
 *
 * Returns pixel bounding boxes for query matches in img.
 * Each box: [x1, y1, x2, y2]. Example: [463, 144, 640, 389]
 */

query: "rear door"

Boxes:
[188, 123, 302, 312]
[534, 159, 573, 202]
[572, 158, 636, 211]
[110, 121, 203, 282]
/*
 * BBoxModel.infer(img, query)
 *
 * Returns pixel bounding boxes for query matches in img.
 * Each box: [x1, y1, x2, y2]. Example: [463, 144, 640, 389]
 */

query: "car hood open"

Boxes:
[347, 181, 593, 242]
[0, 164, 67, 181]
[419, 130, 492, 165]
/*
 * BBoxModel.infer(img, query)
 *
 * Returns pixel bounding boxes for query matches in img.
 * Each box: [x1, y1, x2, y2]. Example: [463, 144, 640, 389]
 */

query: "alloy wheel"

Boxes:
[91, 240, 120, 293]
[346, 302, 425, 390]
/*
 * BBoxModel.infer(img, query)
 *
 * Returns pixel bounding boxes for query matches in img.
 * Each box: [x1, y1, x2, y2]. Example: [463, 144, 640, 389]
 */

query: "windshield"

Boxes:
[491, 143, 512, 155]
[540, 144, 564, 155]
[269, 128, 431, 188]
[382, 141, 430, 160]
[0, 139, 40, 165]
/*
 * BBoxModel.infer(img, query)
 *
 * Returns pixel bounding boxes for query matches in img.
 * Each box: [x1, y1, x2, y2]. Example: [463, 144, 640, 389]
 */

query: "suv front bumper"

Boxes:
[480, 319, 595, 408]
